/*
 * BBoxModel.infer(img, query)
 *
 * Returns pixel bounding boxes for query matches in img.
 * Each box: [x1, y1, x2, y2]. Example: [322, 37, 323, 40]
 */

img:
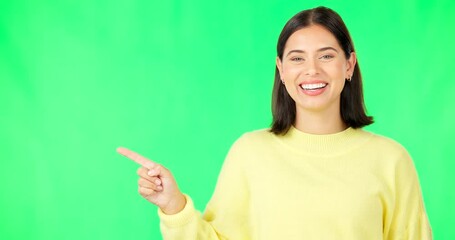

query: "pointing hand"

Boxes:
[117, 147, 186, 215]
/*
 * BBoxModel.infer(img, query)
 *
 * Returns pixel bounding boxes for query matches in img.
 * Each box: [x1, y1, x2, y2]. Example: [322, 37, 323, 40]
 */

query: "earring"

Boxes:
[347, 74, 352, 82]
[281, 79, 285, 84]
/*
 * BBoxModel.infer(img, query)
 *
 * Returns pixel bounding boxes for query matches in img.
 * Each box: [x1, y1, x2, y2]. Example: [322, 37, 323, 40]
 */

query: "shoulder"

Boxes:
[362, 129, 410, 156]
[221, 129, 275, 169]
[225, 128, 276, 155]
[360, 130, 415, 170]
[232, 128, 275, 147]
[239, 128, 275, 141]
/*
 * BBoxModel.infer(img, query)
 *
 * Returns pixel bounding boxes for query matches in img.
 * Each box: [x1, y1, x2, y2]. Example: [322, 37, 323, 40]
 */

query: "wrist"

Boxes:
[161, 193, 186, 215]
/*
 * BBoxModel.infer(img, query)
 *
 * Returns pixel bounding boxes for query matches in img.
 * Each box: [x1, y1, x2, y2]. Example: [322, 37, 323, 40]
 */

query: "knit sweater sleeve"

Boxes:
[158, 134, 251, 240]
[386, 150, 432, 239]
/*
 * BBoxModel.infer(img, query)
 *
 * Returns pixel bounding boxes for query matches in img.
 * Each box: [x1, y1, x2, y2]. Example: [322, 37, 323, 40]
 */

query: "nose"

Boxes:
[305, 58, 319, 76]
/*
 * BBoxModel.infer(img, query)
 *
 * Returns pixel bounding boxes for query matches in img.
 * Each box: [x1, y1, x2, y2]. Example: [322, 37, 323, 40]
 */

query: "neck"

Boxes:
[294, 106, 347, 135]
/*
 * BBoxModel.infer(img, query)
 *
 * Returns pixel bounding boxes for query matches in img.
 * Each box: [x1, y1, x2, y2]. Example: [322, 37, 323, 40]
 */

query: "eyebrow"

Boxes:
[285, 47, 338, 57]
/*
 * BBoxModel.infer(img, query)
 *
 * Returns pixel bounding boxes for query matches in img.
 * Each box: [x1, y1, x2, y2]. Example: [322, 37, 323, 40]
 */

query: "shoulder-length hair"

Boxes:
[270, 6, 373, 135]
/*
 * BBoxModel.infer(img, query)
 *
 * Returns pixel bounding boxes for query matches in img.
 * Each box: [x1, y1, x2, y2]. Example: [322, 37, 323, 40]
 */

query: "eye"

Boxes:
[291, 57, 304, 62]
[320, 54, 334, 60]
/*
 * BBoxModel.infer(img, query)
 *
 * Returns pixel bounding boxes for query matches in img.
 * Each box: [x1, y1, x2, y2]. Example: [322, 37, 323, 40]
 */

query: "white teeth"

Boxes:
[300, 83, 327, 90]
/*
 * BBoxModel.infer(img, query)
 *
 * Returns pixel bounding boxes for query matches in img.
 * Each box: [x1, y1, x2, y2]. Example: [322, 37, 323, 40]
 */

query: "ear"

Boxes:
[276, 56, 284, 79]
[347, 52, 357, 76]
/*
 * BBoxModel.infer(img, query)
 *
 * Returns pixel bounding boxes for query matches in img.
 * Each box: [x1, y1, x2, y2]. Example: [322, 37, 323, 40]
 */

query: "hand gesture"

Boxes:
[117, 147, 186, 215]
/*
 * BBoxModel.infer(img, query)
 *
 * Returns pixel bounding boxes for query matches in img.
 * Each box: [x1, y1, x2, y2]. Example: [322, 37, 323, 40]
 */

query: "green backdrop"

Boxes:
[1, 0, 454, 239]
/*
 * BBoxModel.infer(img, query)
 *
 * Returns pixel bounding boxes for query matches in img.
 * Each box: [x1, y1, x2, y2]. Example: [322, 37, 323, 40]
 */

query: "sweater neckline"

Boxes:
[276, 125, 370, 156]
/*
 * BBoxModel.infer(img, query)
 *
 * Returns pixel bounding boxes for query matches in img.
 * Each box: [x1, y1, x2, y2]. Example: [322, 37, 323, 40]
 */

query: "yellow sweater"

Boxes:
[158, 127, 432, 239]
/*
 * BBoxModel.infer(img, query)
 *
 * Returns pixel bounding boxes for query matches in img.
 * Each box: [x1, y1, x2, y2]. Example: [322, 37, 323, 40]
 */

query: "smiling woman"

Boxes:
[276, 25, 358, 134]
[272, 9, 373, 135]
[118, 6, 432, 240]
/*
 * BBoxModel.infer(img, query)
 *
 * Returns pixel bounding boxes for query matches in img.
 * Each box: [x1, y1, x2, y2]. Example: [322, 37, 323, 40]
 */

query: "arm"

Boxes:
[386, 151, 432, 239]
[158, 135, 251, 239]
[118, 135, 251, 239]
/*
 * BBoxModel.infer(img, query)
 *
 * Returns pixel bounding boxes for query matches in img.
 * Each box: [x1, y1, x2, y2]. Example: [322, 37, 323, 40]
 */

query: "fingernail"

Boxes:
[157, 186, 163, 191]
[155, 179, 161, 185]
[148, 170, 155, 176]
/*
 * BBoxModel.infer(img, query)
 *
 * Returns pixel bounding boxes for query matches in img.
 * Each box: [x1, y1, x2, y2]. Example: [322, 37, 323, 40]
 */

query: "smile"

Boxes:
[300, 83, 328, 90]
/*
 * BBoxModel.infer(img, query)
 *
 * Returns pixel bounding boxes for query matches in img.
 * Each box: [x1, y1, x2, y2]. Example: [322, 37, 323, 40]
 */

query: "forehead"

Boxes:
[284, 24, 341, 52]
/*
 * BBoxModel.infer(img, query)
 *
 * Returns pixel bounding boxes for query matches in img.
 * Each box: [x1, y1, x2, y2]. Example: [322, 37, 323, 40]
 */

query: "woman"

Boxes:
[118, 6, 432, 239]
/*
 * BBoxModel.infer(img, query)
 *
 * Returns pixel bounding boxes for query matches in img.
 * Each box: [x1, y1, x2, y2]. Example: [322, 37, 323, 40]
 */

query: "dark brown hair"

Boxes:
[271, 6, 373, 135]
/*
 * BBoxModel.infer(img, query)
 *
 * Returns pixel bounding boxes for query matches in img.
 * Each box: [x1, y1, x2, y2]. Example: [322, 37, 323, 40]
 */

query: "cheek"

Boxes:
[323, 63, 345, 79]
[284, 65, 302, 77]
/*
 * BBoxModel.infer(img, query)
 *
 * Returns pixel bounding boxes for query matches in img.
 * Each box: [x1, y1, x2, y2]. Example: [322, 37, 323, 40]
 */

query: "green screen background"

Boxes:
[1, 0, 454, 239]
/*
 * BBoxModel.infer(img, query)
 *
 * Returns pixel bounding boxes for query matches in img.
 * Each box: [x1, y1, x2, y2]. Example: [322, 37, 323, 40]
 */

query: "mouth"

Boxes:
[299, 82, 328, 90]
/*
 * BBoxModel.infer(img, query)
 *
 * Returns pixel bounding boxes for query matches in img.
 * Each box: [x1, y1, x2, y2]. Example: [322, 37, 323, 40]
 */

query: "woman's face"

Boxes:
[276, 24, 356, 116]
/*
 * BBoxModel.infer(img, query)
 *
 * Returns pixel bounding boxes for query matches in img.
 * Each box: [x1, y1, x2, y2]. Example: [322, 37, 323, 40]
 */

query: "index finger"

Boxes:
[117, 147, 156, 169]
